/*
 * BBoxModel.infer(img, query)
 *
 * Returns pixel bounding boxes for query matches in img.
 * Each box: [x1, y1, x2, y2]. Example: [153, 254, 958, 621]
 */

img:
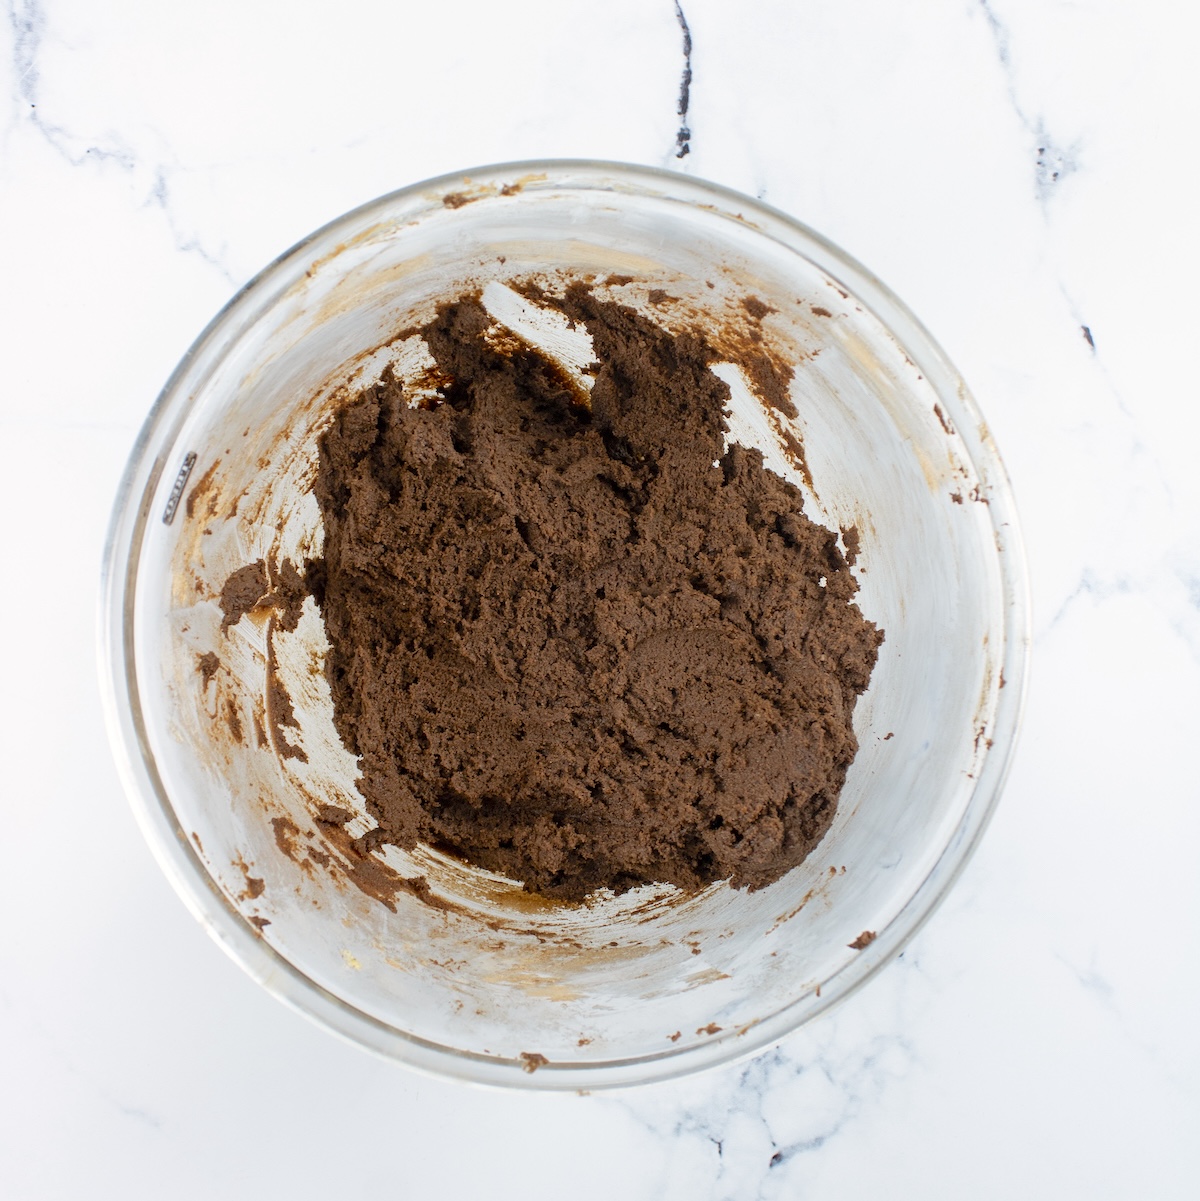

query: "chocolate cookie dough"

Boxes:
[310, 284, 882, 900]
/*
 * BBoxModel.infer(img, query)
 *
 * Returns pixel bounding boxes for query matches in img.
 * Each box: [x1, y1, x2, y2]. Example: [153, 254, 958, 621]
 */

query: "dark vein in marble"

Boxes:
[977, 0, 1078, 206]
[5, 0, 236, 284]
[1060, 954, 1117, 1007]
[975, 0, 1164, 470]
[1042, 568, 1138, 641]
[8, 0, 41, 104]
[147, 166, 237, 284]
[921, 12, 1156, 659]
[603, 1013, 921, 1196]
[7, 0, 129, 166]
[673, 1, 692, 158]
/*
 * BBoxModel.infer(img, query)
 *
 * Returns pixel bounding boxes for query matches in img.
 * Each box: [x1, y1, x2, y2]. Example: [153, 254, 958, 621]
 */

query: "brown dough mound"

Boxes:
[311, 284, 882, 900]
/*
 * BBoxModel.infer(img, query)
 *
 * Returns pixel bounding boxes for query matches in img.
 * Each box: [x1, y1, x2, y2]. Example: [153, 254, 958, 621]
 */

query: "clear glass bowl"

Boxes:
[100, 161, 1030, 1089]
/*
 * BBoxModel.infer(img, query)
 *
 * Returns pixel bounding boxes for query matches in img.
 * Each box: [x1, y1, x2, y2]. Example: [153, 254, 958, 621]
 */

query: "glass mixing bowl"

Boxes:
[100, 161, 1030, 1089]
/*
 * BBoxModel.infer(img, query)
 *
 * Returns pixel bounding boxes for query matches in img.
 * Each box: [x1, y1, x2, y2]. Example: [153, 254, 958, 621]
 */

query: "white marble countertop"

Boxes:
[3, 1, 1198, 1196]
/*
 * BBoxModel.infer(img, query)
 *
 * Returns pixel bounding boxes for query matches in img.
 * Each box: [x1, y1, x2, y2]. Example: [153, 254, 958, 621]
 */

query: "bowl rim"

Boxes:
[98, 157, 1031, 1090]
